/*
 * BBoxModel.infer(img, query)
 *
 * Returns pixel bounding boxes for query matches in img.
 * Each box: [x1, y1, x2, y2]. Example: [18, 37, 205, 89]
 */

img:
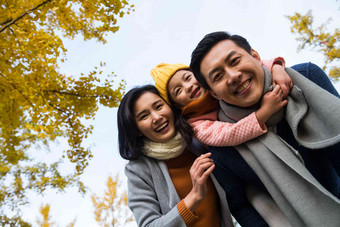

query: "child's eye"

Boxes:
[185, 75, 191, 81]
[175, 88, 181, 96]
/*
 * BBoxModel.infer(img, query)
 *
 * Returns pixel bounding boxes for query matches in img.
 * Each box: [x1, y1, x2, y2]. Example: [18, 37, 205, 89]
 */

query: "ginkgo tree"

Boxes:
[0, 0, 134, 219]
[36, 203, 76, 227]
[287, 10, 339, 81]
[36, 204, 54, 227]
[91, 174, 134, 226]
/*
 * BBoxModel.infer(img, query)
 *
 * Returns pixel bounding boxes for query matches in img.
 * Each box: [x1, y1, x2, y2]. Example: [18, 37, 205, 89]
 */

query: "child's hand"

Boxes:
[272, 64, 293, 98]
[262, 85, 288, 115]
[256, 85, 287, 127]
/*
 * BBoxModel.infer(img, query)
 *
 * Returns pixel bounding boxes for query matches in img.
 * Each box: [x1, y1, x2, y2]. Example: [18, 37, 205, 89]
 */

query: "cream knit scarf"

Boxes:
[142, 132, 186, 160]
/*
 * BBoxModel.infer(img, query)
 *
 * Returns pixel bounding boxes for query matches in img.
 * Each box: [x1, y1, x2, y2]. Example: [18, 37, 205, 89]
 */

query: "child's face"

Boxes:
[167, 69, 207, 108]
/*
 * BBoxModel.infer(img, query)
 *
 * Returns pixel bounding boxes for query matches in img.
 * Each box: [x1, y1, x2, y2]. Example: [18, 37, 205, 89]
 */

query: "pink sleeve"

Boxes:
[191, 112, 267, 146]
[261, 57, 286, 71]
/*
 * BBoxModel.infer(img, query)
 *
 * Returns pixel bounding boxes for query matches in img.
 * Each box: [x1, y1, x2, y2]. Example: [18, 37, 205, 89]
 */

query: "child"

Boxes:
[151, 58, 289, 147]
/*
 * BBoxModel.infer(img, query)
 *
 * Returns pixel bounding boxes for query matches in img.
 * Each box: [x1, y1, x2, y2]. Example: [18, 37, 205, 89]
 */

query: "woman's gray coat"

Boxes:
[125, 154, 234, 227]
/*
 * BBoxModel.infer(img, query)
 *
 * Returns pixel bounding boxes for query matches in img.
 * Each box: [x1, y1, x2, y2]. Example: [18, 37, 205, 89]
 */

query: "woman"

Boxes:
[117, 85, 234, 227]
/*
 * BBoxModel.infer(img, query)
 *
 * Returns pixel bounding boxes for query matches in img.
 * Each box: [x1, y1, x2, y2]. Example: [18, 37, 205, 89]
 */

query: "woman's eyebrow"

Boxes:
[135, 109, 147, 118]
[151, 99, 163, 108]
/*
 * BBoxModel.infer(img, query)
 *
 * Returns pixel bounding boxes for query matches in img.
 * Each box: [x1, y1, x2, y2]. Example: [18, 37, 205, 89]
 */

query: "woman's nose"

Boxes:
[151, 113, 162, 124]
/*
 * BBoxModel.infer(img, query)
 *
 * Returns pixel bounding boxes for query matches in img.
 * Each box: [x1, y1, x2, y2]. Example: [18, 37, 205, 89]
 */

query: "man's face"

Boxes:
[200, 39, 265, 107]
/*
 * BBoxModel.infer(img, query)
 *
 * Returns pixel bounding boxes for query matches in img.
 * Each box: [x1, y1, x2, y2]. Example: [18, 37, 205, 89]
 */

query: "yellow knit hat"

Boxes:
[150, 63, 189, 105]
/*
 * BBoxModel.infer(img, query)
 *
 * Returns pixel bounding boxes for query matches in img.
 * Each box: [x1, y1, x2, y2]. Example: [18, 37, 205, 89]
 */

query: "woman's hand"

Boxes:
[183, 152, 215, 212]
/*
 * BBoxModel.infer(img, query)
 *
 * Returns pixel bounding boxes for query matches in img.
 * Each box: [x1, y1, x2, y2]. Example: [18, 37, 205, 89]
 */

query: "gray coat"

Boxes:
[125, 154, 234, 227]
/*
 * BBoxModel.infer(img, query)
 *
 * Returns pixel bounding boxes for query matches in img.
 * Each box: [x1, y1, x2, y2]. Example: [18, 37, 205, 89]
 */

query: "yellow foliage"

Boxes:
[0, 0, 133, 217]
[65, 219, 77, 227]
[36, 204, 54, 227]
[91, 174, 134, 226]
[286, 10, 340, 81]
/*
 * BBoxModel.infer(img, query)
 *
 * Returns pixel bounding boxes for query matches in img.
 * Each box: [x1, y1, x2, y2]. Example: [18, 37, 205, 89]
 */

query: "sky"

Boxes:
[20, 0, 339, 226]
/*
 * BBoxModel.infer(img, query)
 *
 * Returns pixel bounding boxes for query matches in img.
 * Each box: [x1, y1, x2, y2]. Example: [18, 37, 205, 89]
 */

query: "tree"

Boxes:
[91, 174, 134, 226]
[36, 204, 54, 227]
[0, 215, 31, 227]
[65, 219, 77, 227]
[287, 10, 340, 81]
[36, 203, 76, 227]
[0, 0, 134, 220]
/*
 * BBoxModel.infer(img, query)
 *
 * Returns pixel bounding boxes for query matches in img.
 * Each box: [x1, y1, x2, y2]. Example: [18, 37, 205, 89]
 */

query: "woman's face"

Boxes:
[167, 70, 207, 108]
[134, 92, 176, 143]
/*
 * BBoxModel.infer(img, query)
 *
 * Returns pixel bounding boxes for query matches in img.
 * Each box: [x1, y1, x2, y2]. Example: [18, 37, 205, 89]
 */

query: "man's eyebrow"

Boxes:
[208, 51, 236, 80]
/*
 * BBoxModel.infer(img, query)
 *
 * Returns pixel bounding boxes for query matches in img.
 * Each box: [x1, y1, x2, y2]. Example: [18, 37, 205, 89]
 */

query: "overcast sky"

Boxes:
[21, 0, 339, 226]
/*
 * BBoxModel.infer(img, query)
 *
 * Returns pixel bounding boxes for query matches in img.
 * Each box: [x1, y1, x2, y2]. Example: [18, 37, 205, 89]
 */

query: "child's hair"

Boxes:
[190, 31, 251, 90]
[117, 84, 193, 160]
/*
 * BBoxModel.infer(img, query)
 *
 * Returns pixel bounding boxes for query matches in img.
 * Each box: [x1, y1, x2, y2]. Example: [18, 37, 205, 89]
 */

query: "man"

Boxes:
[190, 31, 340, 227]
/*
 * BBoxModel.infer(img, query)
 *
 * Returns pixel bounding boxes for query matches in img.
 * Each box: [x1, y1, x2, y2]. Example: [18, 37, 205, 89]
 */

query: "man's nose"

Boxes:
[227, 70, 241, 85]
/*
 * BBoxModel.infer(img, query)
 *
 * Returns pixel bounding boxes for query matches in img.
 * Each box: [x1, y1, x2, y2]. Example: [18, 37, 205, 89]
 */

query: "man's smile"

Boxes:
[235, 79, 251, 95]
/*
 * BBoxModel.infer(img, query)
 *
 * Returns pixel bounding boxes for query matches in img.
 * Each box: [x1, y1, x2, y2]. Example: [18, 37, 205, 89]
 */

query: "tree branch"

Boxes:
[45, 90, 99, 98]
[45, 90, 111, 99]
[0, 0, 52, 33]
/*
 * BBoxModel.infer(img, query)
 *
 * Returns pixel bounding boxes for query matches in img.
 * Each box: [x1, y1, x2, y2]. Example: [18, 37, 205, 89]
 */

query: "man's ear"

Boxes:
[251, 49, 261, 63]
[208, 90, 221, 100]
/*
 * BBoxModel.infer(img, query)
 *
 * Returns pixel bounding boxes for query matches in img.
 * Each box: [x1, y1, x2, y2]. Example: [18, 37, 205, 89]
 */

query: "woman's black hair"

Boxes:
[117, 84, 193, 160]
